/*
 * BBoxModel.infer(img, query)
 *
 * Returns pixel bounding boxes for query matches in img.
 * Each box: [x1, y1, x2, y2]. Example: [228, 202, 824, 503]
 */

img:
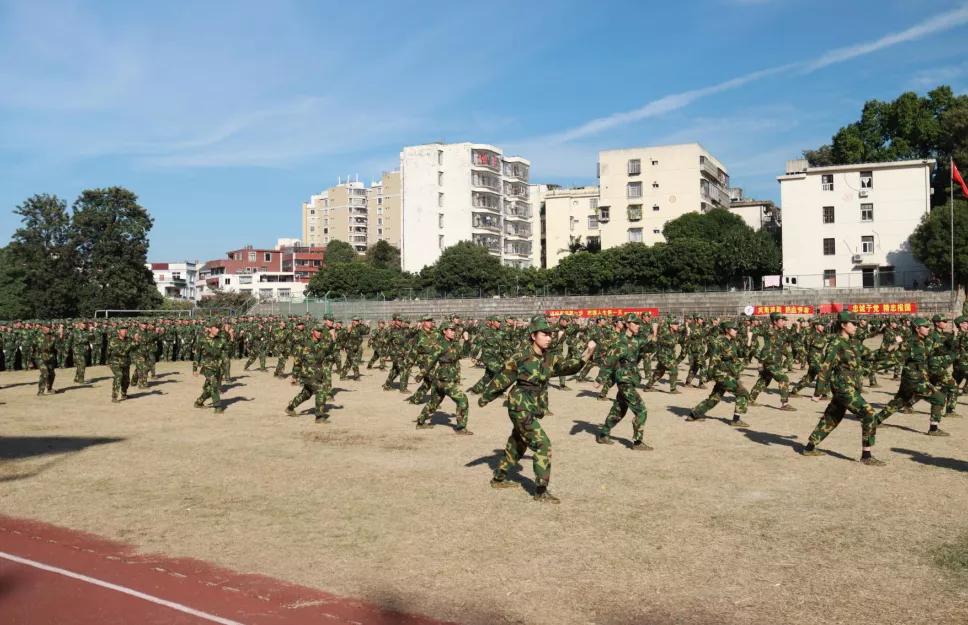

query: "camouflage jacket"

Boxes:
[293, 333, 337, 383]
[107, 334, 136, 365]
[35, 332, 57, 362]
[756, 326, 789, 365]
[805, 329, 830, 367]
[480, 349, 584, 413]
[600, 332, 651, 385]
[478, 326, 508, 368]
[653, 329, 678, 365]
[819, 335, 867, 394]
[423, 336, 462, 384]
[706, 334, 745, 381]
[194, 334, 227, 372]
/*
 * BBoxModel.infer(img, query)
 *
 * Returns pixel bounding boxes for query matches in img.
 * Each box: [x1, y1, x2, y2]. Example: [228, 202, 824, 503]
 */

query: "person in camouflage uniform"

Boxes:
[594, 315, 626, 401]
[71, 321, 92, 384]
[286, 316, 338, 423]
[383, 316, 415, 392]
[193, 322, 228, 413]
[478, 316, 596, 503]
[107, 324, 135, 402]
[927, 314, 959, 417]
[951, 316, 968, 410]
[34, 323, 57, 395]
[683, 316, 709, 389]
[243, 320, 269, 372]
[339, 317, 370, 380]
[54, 323, 71, 369]
[748, 312, 796, 411]
[688, 321, 752, 426]
[643, 318, 682, 394]
[802, 312, 886, 465]
[791, 319, 830, 400]
[575, 317, 607, 382]
[366, 320, 388, 370]
[469, 316, 507, 394]
[129, 323, 152, 389]
[416, 321, 471, 433]
[555, 315, 580, 390]
[220, 321, 236, 382]
[271, 320, 292, 377]
[594, 314, 655, 449]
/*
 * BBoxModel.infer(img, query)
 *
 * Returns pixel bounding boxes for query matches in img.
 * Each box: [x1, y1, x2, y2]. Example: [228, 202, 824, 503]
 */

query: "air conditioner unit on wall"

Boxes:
[859, 190, 869, 198]
[851, 254, 862, 264]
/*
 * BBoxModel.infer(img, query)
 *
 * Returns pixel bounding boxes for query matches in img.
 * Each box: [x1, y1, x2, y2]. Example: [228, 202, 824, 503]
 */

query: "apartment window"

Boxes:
[378, 229, 383, 236]
[310, 209, 315, 215]
[860, 171, 873, 189]
[378, 197, 383, 205]
[823, 238, 835, 256]
[438, 172, 444, 186]
[171, 272, 180, 280]
[823, 270, 837, 287]
[598, 206, 610, 222]
[438, 214, 444, 228]
[225, 278, 231, 285]
[377, 207, 383, 215]
[822, 174, 834, 191]
[822, 206, 835, 224]
[438, 192, 444, 207]
[627, 205, 643, 221]
[652, 204, 660, 212]
[569, 217, 575, 231]
[248, 252, 256, 261]
[437, 150, 443, 166]
[628, 228, 644, 243]
[438, 235, 445, 250]
[264, 253, 272, 262]
[627, 159, 641, 175]
[861, 203, 874, 222]
[279, 289, 291, 298]
[651, 159, 658, 166]
[653, 228, 661, 234]
[627, 181, 643, 199]
[862, 235, 874, 254]
[310, 226, 315, 232]
[652, 181, 659, 188]
[324, 219, 329, 225]
[588, 215, 599, 230]
[589, 198, 599, 210]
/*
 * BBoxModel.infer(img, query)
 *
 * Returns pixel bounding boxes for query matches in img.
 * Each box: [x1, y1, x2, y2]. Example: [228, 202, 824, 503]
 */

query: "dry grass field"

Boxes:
[2, 353, 968, 624]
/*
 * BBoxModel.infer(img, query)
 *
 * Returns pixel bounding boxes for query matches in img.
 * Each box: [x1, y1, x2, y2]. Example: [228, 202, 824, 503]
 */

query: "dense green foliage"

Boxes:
[323, 239, 359, 265]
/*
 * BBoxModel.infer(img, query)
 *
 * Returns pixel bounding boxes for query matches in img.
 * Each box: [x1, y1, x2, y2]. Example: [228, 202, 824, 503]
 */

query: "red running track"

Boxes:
[0, 515, 454, 625]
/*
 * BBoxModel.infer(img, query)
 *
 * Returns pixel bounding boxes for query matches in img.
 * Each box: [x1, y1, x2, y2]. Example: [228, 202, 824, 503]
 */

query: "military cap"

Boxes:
[529, 317, 552, 333]
[440, 321, 455, 332]
[932, 314, 948, 323]
[294, 318, 306, 325]
[769, 312, 787, 322]
[392, 313, 401, 321]
[487, 315, 501, 322]
[956, 316, 966, 325]
[420, 314, 434, 322]
[912, 317, 930, 327]
[559, 314, 571, 321]
[505, 315, 515, 321]
[625, 313, 644, 324]
[312, 324, 327, 333]
[116, 323, 129, 329]
[322, 313, 334, 321]
[352, 316, 361, 321]
[720, 321, 737, 330]
[836, 311, 858, 324]
[694, 315, 704, 321]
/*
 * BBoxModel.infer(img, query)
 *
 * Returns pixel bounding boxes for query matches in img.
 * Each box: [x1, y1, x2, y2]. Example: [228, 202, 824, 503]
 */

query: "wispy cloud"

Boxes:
[532, 3, 968, 147]
[909, 63, 968, 89]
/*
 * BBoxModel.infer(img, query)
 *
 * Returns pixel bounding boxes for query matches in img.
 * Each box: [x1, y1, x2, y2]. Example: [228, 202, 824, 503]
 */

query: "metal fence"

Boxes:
[778, 270, 939, 291]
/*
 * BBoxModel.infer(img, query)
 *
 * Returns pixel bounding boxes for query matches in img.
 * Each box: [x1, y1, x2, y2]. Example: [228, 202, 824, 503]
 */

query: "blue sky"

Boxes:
[2, 0, 968, 263]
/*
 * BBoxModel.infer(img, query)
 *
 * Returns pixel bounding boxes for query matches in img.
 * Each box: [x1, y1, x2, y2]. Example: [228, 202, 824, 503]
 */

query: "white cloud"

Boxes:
[909, 63, 968, 89]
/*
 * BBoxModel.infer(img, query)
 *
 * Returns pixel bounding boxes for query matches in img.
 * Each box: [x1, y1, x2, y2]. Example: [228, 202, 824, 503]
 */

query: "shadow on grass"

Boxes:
[222, 396, 254, 408]
[465, 449, 535, 494]
[0, 435, 124, 462]
[0, 382, 36, 389]
[891, 447, 968, 473]
[740, 427, 856, 462]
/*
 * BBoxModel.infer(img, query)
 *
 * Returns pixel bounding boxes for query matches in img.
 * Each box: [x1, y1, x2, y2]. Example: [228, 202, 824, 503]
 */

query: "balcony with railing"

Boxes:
[504, 258, 532, 269]
[505, 240, 532, 256]
[700, 179, 731, 207]
[505, 221, 532, 238]
[700, 156, 729, 187]
[472, 213, 502, 233]
[353, 216, 367, 224]
[473, 234, 501, 253]
[351, 226, 367, 234]
[472, 190, 501, 212]
[471, 149, 501, 172]
[503, 181, 528, 198]
[504, 200, 531, 220]
[471, 171, 501, 191]
[349, 197, 366, 206]
[351, 207, 367, 215]
[503, 161, 529, 182]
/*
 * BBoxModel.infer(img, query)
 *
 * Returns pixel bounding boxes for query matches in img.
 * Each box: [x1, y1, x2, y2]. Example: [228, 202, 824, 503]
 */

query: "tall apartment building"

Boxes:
[531, 185, 601, 268]
[301, 178, 370, 253]
[726, 188, 781, 232]
[400, 142, 534, 273]
[596, 143, 729, 247]
[778, 158, 933, 289]
[367, 170, 401, 248]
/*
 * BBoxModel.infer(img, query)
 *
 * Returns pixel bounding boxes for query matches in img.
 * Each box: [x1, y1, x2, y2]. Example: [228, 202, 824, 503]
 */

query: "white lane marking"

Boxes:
[0, 550, 248, 625]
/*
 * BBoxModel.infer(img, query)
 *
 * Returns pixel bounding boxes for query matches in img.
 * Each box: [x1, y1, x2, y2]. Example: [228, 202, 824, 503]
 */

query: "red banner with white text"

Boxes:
[546, 307, 659, 318]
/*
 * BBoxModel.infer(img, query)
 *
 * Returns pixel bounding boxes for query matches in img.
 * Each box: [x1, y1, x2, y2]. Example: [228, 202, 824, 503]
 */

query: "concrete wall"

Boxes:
[253, 288, 960, 321]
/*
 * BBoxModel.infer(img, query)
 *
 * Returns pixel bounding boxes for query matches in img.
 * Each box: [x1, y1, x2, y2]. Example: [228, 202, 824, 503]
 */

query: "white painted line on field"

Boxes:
[0, 550, 248, 625]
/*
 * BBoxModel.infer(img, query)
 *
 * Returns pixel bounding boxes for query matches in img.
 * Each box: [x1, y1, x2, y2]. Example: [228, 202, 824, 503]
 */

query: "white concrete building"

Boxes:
[302, 178, 370, 253]
[400, 142, 534, 272]
[727, 189, 781, 232]
[535, 186, 601, 268]
[275, 238, 301, 250]
[195, 269, 307, 301]
[597, 144, 729, 246]
[147, 261, 198, 300]
[777, 158, 934, 289]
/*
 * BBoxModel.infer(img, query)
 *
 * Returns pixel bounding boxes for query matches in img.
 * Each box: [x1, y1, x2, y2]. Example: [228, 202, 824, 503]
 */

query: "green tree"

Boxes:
[307, 262, 414, 299]
[549, 251, 613, 295]
[324, 240, 358, 265]
[432, 241, 504, 296]
[715, 228, 783, 286]
[803, 86, 968, 206]
[0, 245, 31, 319]
[653, 239, 717, 291]
[71, 187, 163, 315]
[363, 240, 401, 270]
[662, 209, 750, 243]
[7, 193, 82, 317]
[909, 199, 968, 290]
[197, 289, 256, 313]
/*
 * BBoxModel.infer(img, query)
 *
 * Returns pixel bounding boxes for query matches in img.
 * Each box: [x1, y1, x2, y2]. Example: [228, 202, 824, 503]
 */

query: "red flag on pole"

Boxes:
[955, 160, 968, 198]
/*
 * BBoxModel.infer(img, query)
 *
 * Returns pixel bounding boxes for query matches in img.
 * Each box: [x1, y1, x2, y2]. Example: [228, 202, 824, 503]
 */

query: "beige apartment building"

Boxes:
[301, 178, 370, 254]
[531, 185, 601, 268]
[367, 170, 401, 248]
[596, 143, 729, 246]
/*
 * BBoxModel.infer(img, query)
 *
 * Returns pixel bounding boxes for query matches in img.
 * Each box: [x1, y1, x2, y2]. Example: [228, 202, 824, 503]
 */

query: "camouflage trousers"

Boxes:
[366, 346, 385, 369]
[55, 343, 69, 368]
[683, 351, 707, 385]
[494, 411, 552, 487]
[601, 382, 648, 443]
[750, 365, 790, 403]
[575, 359, 596, 381]
[37, 359, 56, 393]
[873, 378, 946, 426]
[470, 364, 500, 394]
[72, 346, 88, 383]
[110, 362, 131, 399]
[163, 340, 175, 361]
[221, 355, 232, 381]
[418, 379, 469, 429]
[196, 366, 224, 409]
[244, 341, 267, 370]
[930, 371, 959, 415]
[692, 377, 749, 417]
[645, 359, 678, 390]
[808, 388, 877, 448]
[384, 357, 410, 391]
[953, 365, 968, 411]
[340, 347, 361, 378]
[289, 371, 333, 419]
[273, 352, 290, 377]
[131, 353, 151, 388]
[792, 364, 828, 397]
[597, 369, 615, 399]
